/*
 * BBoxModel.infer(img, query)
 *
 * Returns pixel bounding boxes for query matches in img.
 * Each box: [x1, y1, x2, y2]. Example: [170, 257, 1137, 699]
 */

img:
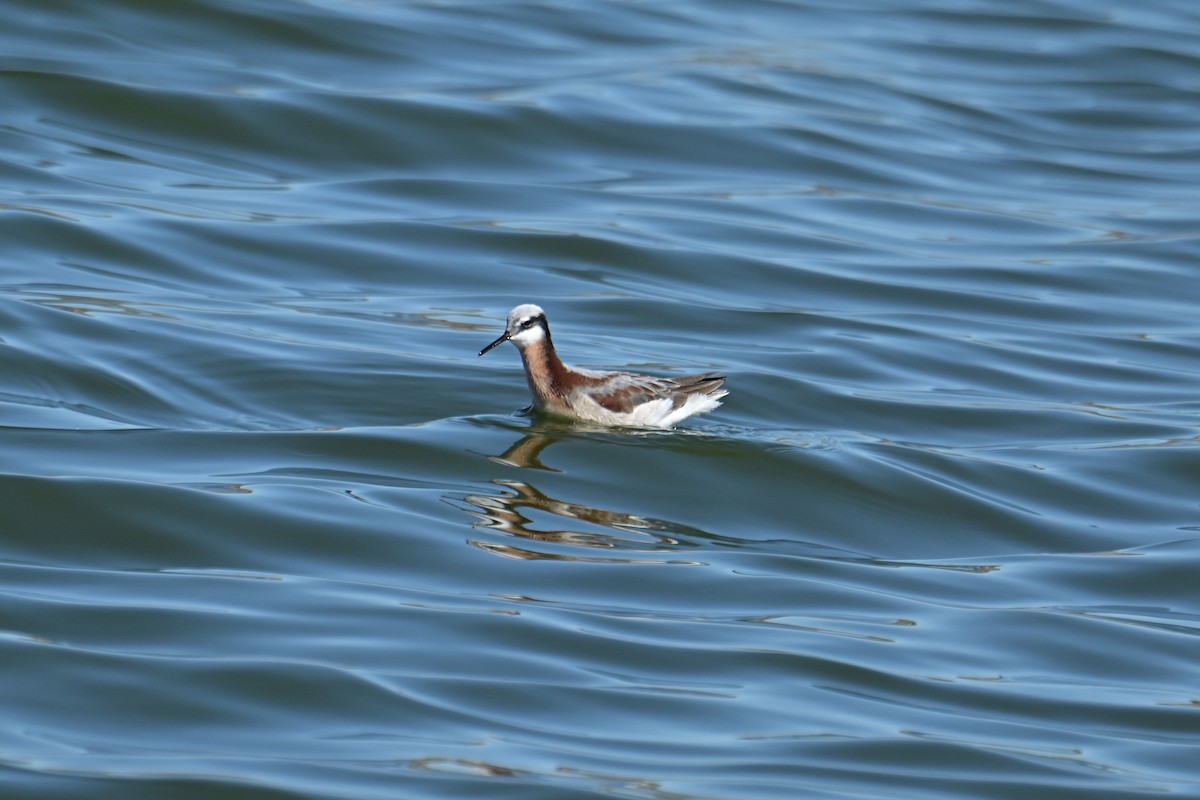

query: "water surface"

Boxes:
[1, 1, 1198, 798]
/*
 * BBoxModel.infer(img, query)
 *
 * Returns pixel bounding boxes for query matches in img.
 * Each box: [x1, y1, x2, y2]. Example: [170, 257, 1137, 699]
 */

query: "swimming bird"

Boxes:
[478, 304, 727, 427]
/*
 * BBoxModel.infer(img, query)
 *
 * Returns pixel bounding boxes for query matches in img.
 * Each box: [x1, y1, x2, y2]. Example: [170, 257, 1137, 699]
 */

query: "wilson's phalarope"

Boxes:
[478, 304, 727, 427]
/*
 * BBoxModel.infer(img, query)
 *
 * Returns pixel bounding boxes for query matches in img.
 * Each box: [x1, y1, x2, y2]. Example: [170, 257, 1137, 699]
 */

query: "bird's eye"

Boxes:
[520, 319, 534, 329]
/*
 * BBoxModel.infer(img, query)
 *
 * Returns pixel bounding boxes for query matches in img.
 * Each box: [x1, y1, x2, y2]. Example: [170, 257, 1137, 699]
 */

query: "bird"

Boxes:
[478, 304, 727, 427]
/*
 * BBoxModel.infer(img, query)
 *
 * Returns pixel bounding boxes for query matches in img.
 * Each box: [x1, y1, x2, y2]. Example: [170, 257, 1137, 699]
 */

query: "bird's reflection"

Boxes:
[460, 477, 706, 564]
[458, 422, 711, 561]
[487, 428, 564, 471]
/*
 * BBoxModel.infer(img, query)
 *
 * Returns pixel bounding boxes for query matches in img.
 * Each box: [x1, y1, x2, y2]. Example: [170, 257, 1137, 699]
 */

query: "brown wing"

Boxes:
[589, 372, 726, 413]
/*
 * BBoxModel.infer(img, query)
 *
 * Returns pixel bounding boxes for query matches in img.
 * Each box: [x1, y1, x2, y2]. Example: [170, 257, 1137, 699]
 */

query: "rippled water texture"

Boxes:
[2, 1, 1199, 798]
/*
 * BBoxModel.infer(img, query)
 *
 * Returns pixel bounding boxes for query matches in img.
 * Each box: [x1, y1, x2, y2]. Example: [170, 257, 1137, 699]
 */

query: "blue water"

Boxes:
[2, 1, 1199, 798]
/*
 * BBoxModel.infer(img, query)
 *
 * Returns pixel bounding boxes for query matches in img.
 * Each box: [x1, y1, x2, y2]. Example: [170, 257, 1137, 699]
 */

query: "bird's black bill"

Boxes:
[478, 332, 510, 356]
